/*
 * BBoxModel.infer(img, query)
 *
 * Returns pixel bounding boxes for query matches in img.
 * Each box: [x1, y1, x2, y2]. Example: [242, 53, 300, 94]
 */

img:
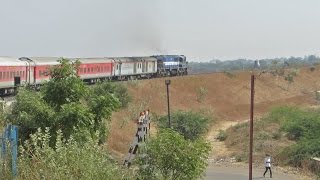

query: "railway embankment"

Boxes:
[108, 67, 320, 178]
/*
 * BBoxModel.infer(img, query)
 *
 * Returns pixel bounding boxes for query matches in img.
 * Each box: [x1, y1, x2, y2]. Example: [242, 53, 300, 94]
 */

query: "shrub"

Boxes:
[281, 138, 320, 167]
[266, 106, 320, 174]
[156, 111, 213, 140]
[137, 129, 210, 180]
[16, 128, 130, 180]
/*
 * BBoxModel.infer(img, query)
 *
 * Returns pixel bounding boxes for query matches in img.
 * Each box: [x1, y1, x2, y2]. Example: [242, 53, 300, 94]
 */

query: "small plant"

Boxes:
[223, 71, 236, 78]
[197, 86, 208, 103]
[216, 129, 227, 141]
[310, 66, 316, 72]
[271, 131, 281, 140]
[127, 79, 140, 87]
[235, 154, 246, 162]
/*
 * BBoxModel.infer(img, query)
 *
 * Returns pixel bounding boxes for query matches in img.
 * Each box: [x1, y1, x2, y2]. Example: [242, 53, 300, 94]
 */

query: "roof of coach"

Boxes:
[27, 57, 61, 65]
[0, 57, 28, 66]
[72, 57, 113, 64]
[111, 56, 157, 63]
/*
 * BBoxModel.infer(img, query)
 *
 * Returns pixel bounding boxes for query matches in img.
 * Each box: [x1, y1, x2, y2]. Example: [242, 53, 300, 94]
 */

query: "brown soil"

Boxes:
[107, 67, 320, 157]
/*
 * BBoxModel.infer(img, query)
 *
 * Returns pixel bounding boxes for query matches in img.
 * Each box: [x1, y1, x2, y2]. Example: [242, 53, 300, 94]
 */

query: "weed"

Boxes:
[127, 79, 140, 88]
[216, 129, 227, 141]
[271, 131, 281, 140]
[197, 86, 208, 103]
[223, 71, 236, 78]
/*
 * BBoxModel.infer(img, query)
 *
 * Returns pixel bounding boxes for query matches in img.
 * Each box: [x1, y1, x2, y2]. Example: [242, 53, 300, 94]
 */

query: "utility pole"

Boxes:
[165, 79, 171, 128]
[249, 74, 255, 180]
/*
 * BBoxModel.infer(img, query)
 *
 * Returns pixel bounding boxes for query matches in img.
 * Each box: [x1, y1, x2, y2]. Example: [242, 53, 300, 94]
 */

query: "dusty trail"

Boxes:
[207, 120, 241, 163]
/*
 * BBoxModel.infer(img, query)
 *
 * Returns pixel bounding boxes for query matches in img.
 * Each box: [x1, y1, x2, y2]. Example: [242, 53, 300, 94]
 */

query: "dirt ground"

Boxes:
[108, 67, 320, 156]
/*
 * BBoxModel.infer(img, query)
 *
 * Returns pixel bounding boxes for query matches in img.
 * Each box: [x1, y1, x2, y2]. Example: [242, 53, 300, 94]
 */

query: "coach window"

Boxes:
[0, 72, 2, 80]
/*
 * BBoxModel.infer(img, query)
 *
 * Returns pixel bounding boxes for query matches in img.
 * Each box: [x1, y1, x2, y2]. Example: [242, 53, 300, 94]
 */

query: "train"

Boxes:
[0, 55, 188, 95]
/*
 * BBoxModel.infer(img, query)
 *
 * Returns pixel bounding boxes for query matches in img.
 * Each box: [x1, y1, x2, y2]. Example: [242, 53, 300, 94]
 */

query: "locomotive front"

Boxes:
[154, 55, 188, 77]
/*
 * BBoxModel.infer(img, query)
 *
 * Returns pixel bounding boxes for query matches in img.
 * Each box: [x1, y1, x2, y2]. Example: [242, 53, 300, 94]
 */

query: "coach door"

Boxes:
[114, 61, 122, 76]
[133, 62, 137, 74]
[24, 61, 35, 85]
[142, 61, 146, 73]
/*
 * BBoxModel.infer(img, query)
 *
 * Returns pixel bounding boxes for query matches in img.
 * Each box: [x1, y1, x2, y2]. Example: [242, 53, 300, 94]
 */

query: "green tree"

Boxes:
[42, 59, 88, 110]
[137, 129, 210, 180]
[8, 58, 121, 144]
[157, 111, 212, 140]
[91, 81, 131, 108]
[9, 88, 55, 142]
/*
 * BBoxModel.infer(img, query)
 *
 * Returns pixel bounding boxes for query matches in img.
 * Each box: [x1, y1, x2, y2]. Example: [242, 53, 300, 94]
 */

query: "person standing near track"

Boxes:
[263, 154, 272, 178]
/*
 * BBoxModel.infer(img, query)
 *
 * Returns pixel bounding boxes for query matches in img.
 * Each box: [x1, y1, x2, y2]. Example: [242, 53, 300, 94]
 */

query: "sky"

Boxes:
[0, 0, 320, 62]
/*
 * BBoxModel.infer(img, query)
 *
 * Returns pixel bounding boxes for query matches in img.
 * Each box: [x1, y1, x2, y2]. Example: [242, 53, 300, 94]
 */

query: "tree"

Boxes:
[90, 81, 131, 108]
[42, 59, 88, 110]
[137, 129, 210, 180]
[157, 111, 212, 140]
[8, 58, 121, 144]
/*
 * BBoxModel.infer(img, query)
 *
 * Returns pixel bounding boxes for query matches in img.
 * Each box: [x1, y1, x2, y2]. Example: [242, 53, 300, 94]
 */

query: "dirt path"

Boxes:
[207, 120, 240, 162]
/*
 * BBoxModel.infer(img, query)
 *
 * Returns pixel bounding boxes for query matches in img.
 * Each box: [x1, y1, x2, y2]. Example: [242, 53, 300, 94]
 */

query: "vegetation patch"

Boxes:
[216, 129, 227, 141]
[224, 106, 320, 176]
[137, 129, 210, 180]
[156, 110, 213, 140]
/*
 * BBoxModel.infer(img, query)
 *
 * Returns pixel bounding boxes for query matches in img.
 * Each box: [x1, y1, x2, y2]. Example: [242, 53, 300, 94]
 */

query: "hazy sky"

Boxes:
[1, 0, 320, 61]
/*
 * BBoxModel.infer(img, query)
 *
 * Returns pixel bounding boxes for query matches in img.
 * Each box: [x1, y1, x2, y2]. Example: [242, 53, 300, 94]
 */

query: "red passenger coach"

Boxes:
[29, 57, 60, 85]
[0, 57, 29, 95]
[77, 58, 113, 83]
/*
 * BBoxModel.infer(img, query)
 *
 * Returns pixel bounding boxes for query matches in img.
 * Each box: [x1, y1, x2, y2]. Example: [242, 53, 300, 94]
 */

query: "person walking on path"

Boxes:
[263, 154, 272, 178]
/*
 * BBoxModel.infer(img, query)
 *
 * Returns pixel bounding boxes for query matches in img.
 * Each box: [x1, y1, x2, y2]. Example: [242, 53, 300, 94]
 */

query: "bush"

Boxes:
[156, 111, 213, 140]
[281, 138, 320, 167]
[16, 128, 131, 180]
[137, 129, 210, 180]
[266, 106, 320, 173]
